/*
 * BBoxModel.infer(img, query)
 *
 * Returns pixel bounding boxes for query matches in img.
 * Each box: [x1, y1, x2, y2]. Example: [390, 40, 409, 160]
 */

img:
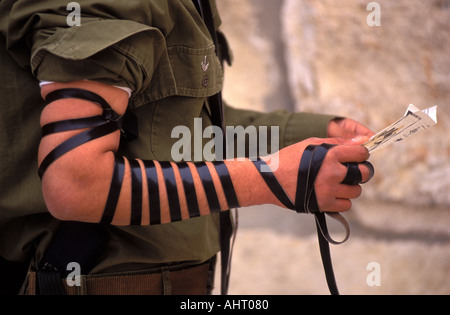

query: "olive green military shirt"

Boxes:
[0, 0, 334, 273]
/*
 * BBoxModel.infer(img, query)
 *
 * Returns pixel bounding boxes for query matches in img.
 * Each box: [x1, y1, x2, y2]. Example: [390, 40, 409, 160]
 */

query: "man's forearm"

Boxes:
[39, 81, 276, 225]
[40, 135, 274, 225]
[38, 81, 373, 226]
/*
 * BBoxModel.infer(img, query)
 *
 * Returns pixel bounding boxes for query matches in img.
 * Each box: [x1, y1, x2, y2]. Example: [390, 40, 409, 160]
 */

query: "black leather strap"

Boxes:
[360, 161, 375, 183]
[195, 162, 222, 214]
[342, 162, 362, 186]
[45, 88, 120, 122]
[315, 217, 339, 295]
[101, 155, 126, 224]
[252, 159, 294, 210]
[39, 88, 122, 179]
[178, 162, 201, 219]
[296, 144, 337, 214]
[295, 145, 318, 213]
[160, 162, 183, 222]
[38, 120, 120, 178]
[99, 159, 240, 226]
[144, 160, 162, 225]
[252, 143, 364, 295]
[41, 116, 106, 137]
[213, 162, 240, 209]
[129, 159, 143, 225]
[37, 89, 123, 294]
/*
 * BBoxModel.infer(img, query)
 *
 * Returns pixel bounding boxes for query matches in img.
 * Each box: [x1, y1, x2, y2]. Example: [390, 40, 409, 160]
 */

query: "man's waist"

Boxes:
[24, 257, 216, 295]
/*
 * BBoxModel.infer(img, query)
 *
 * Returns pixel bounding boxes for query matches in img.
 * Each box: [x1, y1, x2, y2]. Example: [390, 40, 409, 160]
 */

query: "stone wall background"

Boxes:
[216, 0, 450, 295]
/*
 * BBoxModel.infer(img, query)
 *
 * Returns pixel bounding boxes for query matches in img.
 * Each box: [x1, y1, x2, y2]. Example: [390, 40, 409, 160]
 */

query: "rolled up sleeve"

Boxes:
[1, 1, 169, 98]
[31, 19, 163, 95]
[224, 103, 336, 149]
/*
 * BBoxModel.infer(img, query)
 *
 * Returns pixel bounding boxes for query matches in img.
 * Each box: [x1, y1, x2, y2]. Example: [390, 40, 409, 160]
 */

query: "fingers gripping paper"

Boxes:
[363, 105, 438, 153]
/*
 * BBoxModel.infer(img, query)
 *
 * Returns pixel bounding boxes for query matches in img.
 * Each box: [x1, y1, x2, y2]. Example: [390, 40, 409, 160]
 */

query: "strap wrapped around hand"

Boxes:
[252, 143, 371, 295]
[252, 144, 350, 244]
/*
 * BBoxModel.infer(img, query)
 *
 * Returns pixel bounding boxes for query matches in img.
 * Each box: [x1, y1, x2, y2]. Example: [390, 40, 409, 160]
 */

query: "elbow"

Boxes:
[41, 170, 97, 223]
[41, 155, 114, 223]
[41, 172, 82, 222]
[42, 182, 83, 222]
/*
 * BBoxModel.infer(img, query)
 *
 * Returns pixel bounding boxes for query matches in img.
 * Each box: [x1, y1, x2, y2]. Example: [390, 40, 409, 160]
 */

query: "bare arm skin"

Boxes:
[39, 81, 372, 226]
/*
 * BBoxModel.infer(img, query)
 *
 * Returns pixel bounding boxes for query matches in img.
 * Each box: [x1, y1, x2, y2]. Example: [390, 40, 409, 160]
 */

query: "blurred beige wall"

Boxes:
[218, 0, 450, 208]
[216, 0, 450, 295]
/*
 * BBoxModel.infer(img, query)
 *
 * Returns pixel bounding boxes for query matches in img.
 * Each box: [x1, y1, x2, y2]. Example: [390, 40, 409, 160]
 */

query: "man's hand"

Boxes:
[314, 143, 371, 212]
[328, 117, 374, 144]
[266, 137, 373, 213]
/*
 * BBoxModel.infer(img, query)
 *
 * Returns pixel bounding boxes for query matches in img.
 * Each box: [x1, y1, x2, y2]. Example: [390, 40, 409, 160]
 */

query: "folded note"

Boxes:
[363, 105, 438, 153]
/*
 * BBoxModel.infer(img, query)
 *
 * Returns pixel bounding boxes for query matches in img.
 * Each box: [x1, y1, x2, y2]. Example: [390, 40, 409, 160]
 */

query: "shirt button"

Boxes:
[202, 75, 209, 88]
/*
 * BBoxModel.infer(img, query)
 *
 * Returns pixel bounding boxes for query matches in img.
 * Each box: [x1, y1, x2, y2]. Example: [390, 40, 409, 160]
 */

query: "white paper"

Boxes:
[363, 104, 438, 153]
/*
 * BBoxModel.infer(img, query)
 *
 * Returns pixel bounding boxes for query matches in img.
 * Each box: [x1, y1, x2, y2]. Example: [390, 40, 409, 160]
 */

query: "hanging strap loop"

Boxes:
[252, 143, 372, 294]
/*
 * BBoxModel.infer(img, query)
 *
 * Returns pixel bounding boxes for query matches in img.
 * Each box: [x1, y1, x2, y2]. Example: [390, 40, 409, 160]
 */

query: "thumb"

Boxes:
[314, 137, 356, 145]
[323, 136, 371, 146]
[306, 136, 370, 147]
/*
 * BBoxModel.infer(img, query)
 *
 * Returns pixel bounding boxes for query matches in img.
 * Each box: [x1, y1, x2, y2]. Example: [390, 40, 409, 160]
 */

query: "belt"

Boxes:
[24, 259, 215, 295]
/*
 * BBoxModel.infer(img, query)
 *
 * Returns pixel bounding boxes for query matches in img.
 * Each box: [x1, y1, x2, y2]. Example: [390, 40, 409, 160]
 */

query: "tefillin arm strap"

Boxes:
[38, 89, 122, 178]
[253, 144, 366, 295]
[39, 89, 240, 227]
[99, 159, 240, 226]
[37, 88, 122, 295]
[38, 88, 240, 294]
